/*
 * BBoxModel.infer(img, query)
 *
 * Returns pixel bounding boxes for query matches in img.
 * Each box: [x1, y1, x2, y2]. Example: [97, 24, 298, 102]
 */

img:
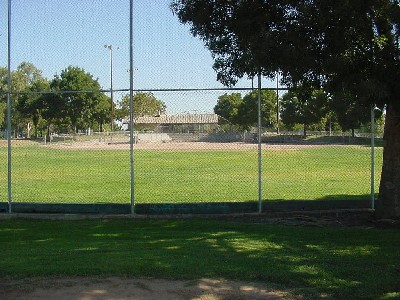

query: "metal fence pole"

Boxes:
[257, 72, 262, 213]
[129, 0, 135, 215]
[276, 72, 279, 134]
[7, 0, 12, 213]
[371, 106, 375, 210]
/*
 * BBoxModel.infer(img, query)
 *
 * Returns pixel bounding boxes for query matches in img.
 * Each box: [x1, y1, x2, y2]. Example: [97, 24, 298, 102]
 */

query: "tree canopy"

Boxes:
[280, 89, 329, 135]
[49, 66, 108, 132]
[214, 93, 242, 126]
[171, 1, 400, 109]
[214, 90, 277, 130]
[1, 63, 169, 135]
[115, 92, 167, 120]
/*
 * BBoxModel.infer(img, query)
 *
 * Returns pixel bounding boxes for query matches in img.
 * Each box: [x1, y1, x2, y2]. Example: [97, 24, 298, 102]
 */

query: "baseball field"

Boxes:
[0, 140, 382, 205]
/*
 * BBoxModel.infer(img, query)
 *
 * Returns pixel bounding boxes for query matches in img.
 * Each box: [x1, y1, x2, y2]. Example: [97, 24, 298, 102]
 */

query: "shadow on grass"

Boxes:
[316, 194, 375, 201]
[0, 219, 399, 299]
[0, 196, 371, 214]
[263, 135, 384, 147]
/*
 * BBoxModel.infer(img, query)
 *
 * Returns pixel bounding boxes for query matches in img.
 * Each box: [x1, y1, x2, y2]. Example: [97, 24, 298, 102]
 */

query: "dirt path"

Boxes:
[1, 277, 298, 300]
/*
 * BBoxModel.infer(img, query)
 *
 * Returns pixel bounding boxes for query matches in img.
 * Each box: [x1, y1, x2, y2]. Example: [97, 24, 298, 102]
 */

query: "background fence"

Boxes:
[0, 1, 381, 214]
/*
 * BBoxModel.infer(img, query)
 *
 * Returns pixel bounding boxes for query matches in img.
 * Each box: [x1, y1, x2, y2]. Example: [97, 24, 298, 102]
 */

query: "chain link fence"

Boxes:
[1, 1, 381, 214]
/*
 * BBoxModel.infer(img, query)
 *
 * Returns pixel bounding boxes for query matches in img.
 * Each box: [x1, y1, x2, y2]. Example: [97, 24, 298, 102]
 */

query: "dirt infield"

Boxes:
[43, 141, 323, 151]
[1, 277, 296, 300]
[1, 138, 339, 151]
[48, 141, 261, 151]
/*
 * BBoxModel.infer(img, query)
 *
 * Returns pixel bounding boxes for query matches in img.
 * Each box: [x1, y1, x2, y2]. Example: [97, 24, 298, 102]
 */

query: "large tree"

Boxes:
[237, 89, 277, 130]
[214, 90, 277, 130]
[92, 93, 112, 132]
[16, 78, 50, 138]
[331, 89, 383, 136]
[49, 66, 108, 132]
[280, 89, 330, 136]
[214, 92, 242, 126]
[0, 66, 8, 129]
[172, 0, 400, 218]
[115, 92, 166, 119]
[0, 62, 45, 135]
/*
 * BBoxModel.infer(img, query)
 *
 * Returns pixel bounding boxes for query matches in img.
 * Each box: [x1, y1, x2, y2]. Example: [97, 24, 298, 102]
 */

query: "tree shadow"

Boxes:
[263, 135, 384, 147]
[0, 219, 398, 299]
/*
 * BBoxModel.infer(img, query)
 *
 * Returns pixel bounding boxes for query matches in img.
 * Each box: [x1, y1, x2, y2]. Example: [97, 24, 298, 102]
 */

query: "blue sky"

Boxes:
[1, 0, 279, 114]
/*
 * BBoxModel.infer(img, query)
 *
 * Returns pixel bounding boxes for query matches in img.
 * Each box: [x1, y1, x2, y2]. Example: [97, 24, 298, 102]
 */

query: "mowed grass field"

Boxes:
[0, 219, 399, 299]
[0, 143, 382, 204]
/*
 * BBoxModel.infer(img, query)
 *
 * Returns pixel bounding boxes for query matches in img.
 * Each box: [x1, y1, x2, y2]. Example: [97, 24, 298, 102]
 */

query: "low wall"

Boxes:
[0, 200, 371, 215]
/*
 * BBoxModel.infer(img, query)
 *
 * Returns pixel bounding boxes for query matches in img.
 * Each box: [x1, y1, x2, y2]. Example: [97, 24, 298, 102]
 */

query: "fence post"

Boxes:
[370, 106, 375, 210]
[129, 0, 135, 215]
[257, 72, 262, 213]
[7, 0, 12, 213]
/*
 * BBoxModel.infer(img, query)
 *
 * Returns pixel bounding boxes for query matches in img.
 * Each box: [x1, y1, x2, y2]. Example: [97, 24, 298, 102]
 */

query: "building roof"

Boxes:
[133, 114, 219, 124]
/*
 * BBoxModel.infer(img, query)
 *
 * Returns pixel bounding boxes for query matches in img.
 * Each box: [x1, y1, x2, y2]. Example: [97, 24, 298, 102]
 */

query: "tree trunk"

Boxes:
[376, 104, 400, 219]
[26, 122, 31, 139]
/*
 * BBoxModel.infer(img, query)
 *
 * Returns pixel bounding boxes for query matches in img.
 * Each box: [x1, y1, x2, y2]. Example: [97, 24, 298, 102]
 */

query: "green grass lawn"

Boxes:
[0, 144, 382, 204]
[0, 219, 398, 299]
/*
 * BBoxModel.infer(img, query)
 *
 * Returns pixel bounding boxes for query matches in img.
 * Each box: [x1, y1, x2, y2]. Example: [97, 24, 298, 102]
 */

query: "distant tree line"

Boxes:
[0, 62, 166, 138]
[214, 88, 384, 136]
[0, 62, 382, 139]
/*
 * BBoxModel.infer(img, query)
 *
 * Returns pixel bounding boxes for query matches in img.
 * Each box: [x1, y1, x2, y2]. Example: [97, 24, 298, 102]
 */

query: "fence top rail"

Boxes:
[0, 87, 289, 95]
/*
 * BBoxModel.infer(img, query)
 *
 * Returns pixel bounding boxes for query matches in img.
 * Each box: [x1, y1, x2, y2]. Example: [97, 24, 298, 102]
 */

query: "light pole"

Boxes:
[104, 44, 119, 132]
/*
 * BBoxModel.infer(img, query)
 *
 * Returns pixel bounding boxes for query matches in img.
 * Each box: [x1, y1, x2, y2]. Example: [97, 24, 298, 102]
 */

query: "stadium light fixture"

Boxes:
[104, 44, 119, 132]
